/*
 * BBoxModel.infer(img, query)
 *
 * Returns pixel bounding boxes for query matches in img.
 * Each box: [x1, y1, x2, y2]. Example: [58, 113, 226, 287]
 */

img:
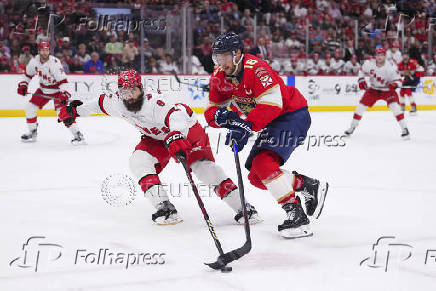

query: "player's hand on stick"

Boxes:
[17, 81, 28, 96]
[214, 107, 241, 128]
[389, 83, 398, 91]
[225, 120, 252, 152]
[164, 131, 192, 162]
[358, 81, 368, 90]
[58, 100, 82, 127]
[58, 91, 71, 105]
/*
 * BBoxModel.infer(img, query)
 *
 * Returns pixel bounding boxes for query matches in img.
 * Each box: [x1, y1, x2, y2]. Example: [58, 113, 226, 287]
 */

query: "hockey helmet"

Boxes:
[38, 41, 50, 50]
[212, 32, 244, 66]
[118, 69, 143, 100]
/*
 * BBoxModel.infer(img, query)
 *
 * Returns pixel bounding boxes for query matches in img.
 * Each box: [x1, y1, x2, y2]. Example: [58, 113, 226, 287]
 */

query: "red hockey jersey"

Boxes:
[204, 54, 307, 132]
[398, 58, 424, 78]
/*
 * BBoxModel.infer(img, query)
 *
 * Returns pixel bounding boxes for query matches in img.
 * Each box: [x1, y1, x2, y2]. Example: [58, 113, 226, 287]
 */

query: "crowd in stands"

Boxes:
[0, 0, 436, 76]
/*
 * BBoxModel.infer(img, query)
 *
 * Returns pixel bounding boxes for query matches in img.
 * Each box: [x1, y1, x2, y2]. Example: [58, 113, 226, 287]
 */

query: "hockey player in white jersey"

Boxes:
[343, 55, 360, 75]
[331, 48, 345, 75]
[17, 41, 84, 144]
[344, 48, 410, 139]
[58, 69, 261, 225]
[306, 53, 324, 75]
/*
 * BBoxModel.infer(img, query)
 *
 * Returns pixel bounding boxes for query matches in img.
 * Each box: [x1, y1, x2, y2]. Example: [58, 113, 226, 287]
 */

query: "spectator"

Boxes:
[0, 56, 10, 72]
[105, 35, 123, 59]
[76, 43, 91, 66]
[18, 46, 32, 66]
[250, 36, 268, 60]
[344, 55, 360, 75]
[344, 40, 356, 62]
[122, 40, 138, 65]
[84, 52, 104, 74]
[332, 48, 345, 74]
[320, 53, 334, 74]
[282, 56, 306, 75]
[307, 53, 325, 75]
[142, 38, 154, 59]
[148, 57, 161, 73]
[70, 57, 84, 73]
[426, 55, 436, 75]
[191, 55, 206, 74]
[159, 53, 178, 74]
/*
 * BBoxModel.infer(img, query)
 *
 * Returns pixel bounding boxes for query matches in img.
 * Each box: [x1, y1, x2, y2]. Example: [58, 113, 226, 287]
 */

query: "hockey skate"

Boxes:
[344, 126, 355, 136]
[234, 203, 263, 225]
[152, 201, 183, 225]
[410, 105, 417, 116]
[21, 127, 38, 143]
[401, 128, 410, 140]
[71, 131, 86, 145]
[293, 171, 329, 219]
[278, 197, 313, 239]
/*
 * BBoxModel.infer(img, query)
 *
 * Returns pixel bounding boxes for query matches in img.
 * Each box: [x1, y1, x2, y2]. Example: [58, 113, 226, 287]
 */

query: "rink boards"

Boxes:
[0, 73, 435, 117]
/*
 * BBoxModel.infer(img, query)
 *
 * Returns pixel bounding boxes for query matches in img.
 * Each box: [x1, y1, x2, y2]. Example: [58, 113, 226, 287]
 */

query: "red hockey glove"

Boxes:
[58, 91, 71, 105]
[17, 81, 28, 96]
[389, 83, 398, 91]
[58, 100, 83, 127]
[164, 131, 192, 161]
[358, 81, 368, 90]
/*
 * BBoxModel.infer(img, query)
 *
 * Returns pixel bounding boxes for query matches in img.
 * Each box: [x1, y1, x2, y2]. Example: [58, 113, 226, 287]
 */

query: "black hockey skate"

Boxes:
[152, 201, 183, 225]
[278, 197, 312, 239]
[71, 131, 86, 145]
[401, 128, 410, 140]
[21, 127, 37, 143]
[293, 171, 329, 219]
[234, 203, 263, 225]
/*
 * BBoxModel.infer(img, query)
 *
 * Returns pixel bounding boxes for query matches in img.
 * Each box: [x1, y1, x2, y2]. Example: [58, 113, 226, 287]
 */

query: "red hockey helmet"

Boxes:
[38, 41, 50, 50]
[375, 48, 386, 55]
[118, 69, 142, 89]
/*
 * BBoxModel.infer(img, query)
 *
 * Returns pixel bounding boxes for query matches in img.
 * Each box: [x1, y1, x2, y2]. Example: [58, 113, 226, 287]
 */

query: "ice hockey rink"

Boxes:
[1, 110, 435, 291]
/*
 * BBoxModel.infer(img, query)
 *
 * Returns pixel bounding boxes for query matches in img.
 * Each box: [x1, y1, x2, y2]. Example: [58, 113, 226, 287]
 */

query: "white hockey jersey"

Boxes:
[23, 55, 69, 94]
[358, 59, 402, 91]
[331, 58, 345, 74]
[344, 60, 360, 75]
[306, 59, 324, 75]
[76, 91, 197, 140]
[386, 49, 402, 66]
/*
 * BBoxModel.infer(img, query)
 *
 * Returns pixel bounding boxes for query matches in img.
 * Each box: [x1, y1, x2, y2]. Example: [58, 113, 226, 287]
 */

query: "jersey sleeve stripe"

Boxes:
[98, 94, 109, 115]
[258, 100, 282, 108]
[254, 84, 280, 100]
[164, 107, 181, 128]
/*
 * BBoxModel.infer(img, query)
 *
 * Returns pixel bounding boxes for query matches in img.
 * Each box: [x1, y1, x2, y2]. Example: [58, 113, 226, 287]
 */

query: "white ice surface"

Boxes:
[1, 111, 436, 291]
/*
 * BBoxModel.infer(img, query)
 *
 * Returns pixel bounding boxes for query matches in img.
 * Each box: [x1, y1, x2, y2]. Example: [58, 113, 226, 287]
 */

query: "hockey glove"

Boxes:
[164, 131, 192, 161]
[58, 100, 83, 127]
[214, 107, 241, 128]
[225, 120, 252, 152]
[389, 83, 398, 91]
[58, 91, 71, 105]
[358, 81, 368, 90]
[17, 81, 28, 96]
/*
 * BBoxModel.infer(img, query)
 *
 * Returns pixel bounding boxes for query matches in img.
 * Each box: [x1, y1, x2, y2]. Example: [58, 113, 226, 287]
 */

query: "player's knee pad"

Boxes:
[25, 102, 38, 118]
[251, 150, 282, 181]
[248, 170, 267, 190]
[129, 150, 159, 181]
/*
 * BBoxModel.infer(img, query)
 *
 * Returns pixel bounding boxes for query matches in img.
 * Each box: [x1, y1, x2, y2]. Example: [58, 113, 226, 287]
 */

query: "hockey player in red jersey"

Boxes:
[398, 51, 424, 114]
[204, 32, 329, 239]
[344, 48, 410, 139]
[58, 69, 261, 225]
[17, 41, 85, 144]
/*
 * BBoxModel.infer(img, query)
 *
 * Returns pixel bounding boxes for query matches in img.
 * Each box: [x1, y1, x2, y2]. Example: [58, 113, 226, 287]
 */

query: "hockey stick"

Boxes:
[25, 92, 67, 102]
[176, 153, 232, 272]
[172, 70, 210, 92]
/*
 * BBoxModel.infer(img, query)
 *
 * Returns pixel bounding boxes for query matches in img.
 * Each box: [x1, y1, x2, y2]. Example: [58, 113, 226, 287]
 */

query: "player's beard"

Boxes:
[123, 92, 144, 112]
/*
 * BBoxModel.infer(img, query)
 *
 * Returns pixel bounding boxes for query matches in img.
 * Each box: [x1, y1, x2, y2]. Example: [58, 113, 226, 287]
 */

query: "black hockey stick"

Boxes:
[172, 70, 210, 92]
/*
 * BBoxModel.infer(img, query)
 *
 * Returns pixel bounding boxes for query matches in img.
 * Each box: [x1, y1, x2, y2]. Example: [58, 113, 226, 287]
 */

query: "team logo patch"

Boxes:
[259, 74, 273, 88]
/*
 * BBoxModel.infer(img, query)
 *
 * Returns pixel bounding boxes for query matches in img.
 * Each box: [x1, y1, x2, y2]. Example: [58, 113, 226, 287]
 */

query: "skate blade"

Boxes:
[402, 135, 411, 141]
[313, 181, 329, 219]
[155, 216, 183, 225]
[409, 112, 417, 116]
[279, 225, 313, 239]
[71, 140, 87, 146]
[21, 138, 37, 143]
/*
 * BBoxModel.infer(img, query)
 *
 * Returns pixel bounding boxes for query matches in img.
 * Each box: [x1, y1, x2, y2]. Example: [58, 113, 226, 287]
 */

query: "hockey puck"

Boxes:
[221, 266, 232, 273]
